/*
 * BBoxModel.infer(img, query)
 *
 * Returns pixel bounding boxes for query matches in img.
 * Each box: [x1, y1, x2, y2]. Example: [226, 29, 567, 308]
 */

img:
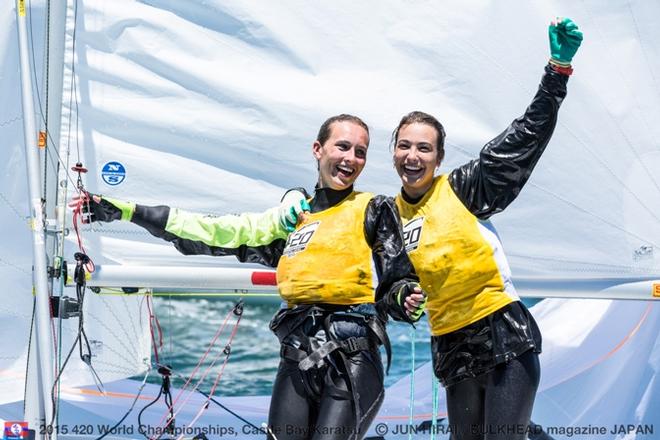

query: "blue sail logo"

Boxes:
[101, 161, 126, 186]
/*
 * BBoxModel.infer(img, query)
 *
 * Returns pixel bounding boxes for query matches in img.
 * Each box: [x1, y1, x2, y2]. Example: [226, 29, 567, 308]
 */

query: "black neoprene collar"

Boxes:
[310, 185, 354, 213]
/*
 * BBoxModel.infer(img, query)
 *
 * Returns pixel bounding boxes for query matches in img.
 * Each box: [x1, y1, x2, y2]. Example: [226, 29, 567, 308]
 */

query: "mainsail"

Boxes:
[60, 0, 660, 285]
[1, 0, 659, 438]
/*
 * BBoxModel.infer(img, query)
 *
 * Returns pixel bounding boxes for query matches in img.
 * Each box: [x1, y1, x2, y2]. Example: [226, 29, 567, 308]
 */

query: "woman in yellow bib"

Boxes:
[78, 114, 425, 440]
[266, 114, 425, 440]
[391, 18, 583, 440]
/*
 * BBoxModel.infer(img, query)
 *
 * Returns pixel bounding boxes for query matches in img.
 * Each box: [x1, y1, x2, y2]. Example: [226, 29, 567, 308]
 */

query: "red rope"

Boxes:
[175, 314, 244, 440]
[150, 303, 243, 439]
[70, 190, 95, 273]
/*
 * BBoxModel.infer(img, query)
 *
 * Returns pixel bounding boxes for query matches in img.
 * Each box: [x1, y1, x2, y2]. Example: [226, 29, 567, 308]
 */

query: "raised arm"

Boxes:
[449, 18, 582, 219]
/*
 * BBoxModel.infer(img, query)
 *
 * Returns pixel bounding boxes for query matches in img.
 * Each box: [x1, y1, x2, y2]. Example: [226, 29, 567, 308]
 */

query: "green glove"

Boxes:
[82, 194, 135, 223]
[396, 282, 427, 322]
[549, 17, 583, 66]
[279, 189, 311, 232]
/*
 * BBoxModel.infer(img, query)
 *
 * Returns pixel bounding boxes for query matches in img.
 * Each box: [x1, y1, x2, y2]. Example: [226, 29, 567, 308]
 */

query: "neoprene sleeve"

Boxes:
[131, 205, 288, 267]
[448, 64, 568, 219]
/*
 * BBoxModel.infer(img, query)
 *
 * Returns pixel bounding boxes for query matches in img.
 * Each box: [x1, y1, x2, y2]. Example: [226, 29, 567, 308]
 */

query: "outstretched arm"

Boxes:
[72, 191, 308, 267]
[449, 18, 583, 219]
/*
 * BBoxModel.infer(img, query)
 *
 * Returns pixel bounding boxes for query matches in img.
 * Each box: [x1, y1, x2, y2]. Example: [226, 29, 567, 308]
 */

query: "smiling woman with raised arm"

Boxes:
[389, 18, 583, 440]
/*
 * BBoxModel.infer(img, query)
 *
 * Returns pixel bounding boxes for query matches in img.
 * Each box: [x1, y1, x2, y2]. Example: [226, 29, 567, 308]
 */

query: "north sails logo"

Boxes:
[283, 221, 320, 257]
[101, 161, 126, 186]
[403, 217, 424, 252]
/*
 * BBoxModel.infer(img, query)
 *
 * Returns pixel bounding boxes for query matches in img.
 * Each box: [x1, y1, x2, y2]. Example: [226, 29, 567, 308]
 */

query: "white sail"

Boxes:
[2, 0, 659, 436]
[0, 0, 152, 407]
[51, 0, 659, 288]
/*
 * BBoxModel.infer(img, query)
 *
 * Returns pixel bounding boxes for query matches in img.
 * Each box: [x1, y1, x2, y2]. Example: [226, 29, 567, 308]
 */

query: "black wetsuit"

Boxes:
[128, 186, 418, 440]
[264, 187, 417, 440]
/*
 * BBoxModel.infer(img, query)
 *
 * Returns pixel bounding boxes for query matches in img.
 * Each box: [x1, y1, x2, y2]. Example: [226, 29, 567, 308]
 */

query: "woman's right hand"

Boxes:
[398, 282, 428, 322]
[68, 193, 134, 223]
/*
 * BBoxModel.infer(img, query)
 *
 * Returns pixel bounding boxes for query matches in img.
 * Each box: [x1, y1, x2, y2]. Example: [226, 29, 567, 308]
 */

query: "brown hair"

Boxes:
[317, 114, 370, 146]
[391, 111, 446, 164]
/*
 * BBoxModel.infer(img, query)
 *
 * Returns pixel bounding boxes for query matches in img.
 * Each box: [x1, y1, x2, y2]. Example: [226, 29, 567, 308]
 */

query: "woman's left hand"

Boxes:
[549, 17, 583, 66]
[278, 189, 310, 232]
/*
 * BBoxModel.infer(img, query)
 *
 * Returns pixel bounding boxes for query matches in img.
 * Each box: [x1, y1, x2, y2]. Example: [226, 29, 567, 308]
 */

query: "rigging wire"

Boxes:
[69, 190, 96, 273]
[86, 293, 155, 440]
[93, 367, 151, 440]
[26, 0, 82, 202]
[46, 252, 100, 439]
[66, 0, 81, 163]
[22, 297, 37, 417]
[27, 0, 50, 199]
[26, 4, 64, 410]
[147, 301, 244, 440]
[168, 369, 262, 431]
[430, 375, 439, 440]
[24, 6, 119, 432]
[54, 255, 66, 432]
[26, 0, 78, 193]
[145, 367, 178, 440]
[137, 295, 172, 439]
[408, 326, 416, 440]
[168, 295, 173, 369]
[147, 295, 164, 365]
[177, 304, 244, 440]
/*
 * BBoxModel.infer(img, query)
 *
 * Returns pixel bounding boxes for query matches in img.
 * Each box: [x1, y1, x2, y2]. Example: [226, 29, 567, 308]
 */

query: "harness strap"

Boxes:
[298, 336, 375, 371]
[366, 317, 392, 374]
[270, 305, 320, 341]
[273, 305, 392, 373]
[280, 345, 307, 363]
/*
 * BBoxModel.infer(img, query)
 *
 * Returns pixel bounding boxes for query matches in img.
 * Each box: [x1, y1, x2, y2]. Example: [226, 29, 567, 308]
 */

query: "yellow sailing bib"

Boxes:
[277, 192, 375, 306]
[396, 175, 518, 336]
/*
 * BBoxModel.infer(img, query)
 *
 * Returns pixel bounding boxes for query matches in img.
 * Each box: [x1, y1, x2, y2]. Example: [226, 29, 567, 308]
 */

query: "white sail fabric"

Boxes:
[0, 1, 46, 404]
[0, 1, 152, 405]
[51, 0, 659, 284]
[1, 0, 659, 435]
[379, 299, 660, 439]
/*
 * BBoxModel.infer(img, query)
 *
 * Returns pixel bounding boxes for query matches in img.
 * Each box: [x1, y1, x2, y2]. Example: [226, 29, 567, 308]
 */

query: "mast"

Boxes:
[16, 0, 56, 437]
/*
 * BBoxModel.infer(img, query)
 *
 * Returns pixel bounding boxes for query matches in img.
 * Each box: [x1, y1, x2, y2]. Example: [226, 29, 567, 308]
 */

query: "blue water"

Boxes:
[143, 297, 541, 396]
[143, 297, 431, 396]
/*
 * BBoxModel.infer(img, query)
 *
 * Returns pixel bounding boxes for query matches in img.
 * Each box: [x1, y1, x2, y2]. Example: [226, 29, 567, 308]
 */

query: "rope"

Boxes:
[147, 302, 244, 439]
[431, 375, 439, 440]
[175, 307, 244, 440]
[95, 367, 151, 440]
[408, 326, 416, 440]
[69, 190, 95, 273]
